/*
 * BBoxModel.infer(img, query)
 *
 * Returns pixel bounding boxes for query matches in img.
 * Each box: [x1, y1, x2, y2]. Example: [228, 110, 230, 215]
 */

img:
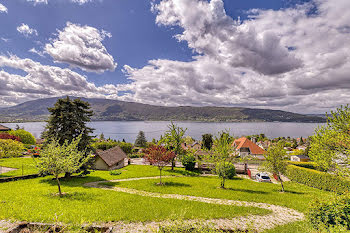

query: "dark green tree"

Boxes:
[42, 97, 94, 174]
[202, 134, 213, 150]
[135, 131, 147, 147]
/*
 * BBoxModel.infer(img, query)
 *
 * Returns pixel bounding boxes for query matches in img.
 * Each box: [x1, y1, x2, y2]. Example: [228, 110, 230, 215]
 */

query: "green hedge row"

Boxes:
[287, 161, 318, 170]
[285, 165, 350, 193]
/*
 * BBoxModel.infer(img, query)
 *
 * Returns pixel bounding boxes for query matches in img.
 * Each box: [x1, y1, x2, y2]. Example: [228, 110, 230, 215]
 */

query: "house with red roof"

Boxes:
[233, 137, 266, 160]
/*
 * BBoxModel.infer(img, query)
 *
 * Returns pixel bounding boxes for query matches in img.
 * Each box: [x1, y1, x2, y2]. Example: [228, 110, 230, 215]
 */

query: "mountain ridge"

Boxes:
[0, 96, 326, 123]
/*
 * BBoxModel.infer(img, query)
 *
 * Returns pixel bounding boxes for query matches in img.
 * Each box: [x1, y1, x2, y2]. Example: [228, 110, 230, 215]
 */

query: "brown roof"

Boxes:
[0, 124, 11, 131]
[96, 146, 127, 167]
[234, 137, 266, 155]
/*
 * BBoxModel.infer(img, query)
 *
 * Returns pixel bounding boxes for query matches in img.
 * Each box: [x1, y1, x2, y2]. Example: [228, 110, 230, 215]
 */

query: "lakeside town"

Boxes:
[0, 97, 349, 232]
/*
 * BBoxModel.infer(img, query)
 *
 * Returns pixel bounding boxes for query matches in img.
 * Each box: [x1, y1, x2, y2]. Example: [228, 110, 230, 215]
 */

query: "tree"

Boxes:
[309, 105, 350, 175]
[134, 131, 147, 148]
[160, 122, 186, 170]
[42, 97, 94, 174]
[184, 136, 194, 145]
[206, 131, 237, 188]
[43, 96, 94, 151]
[144, 145, 176, 185]
[202, 134, 213, 150]
[38, 135, 91, 196]
[99, 133, 105, 141]
[263, 142, 288, 192]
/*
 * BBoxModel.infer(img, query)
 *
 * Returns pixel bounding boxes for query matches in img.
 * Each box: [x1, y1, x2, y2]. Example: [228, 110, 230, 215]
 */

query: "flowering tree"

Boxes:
[144, 145, 176, 185]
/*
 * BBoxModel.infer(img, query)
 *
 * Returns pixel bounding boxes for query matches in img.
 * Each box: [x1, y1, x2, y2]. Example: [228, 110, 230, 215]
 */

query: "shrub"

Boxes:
[285, 165, 350, 193]
[215, 162, 236, 180]
[287, 161, 319, 170]
[8, 129, 35, 145]
[119, 142, 133, 154]
[307, 195, 350, 231]
[181, 154, 196, 171]
[0, 139, 25, 158]
[0, 133, 21, 142]
[91, 141, 118, 151]
[109, 170, 121, 176]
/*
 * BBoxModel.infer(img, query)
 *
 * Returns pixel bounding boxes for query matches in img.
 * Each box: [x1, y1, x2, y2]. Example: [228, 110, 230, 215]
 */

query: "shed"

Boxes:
[0, 124, 11, 132]
[94, 146, 127, 170]
[291, 154, 310, 162]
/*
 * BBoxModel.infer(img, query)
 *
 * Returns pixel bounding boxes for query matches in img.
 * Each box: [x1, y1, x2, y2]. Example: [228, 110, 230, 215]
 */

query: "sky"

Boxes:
[0, 0, 349, 114]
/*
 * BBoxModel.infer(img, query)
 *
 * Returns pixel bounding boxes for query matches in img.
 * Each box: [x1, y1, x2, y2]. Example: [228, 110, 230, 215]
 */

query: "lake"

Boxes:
[1, 121, 324, 142]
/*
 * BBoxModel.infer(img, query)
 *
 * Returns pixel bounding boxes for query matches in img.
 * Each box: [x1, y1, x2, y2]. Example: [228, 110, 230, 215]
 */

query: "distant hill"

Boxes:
[0, 96, 325, 123]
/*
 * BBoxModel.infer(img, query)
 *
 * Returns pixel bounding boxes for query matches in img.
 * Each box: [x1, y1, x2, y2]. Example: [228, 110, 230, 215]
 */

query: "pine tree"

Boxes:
[135, 131, 147, 147]
[42, 97, 94, 174]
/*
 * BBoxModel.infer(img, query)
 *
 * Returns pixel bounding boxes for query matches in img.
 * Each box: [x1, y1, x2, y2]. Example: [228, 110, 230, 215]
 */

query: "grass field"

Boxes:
[0, 165, 268, 224]
[0, 157, 38, 177]
[0, 163, 335, 232]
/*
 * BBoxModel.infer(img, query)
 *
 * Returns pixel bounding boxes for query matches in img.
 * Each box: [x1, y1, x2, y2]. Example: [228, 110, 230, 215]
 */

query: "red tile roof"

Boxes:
[234, 137, 266, 155]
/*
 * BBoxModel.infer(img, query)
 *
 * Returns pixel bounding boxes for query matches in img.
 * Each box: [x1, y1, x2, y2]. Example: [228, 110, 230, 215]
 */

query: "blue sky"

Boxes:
[0, 0, 349, 113]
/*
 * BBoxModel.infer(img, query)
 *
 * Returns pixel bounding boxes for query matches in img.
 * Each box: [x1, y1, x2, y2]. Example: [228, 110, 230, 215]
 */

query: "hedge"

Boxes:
[285, 165, 350, 193]
[287, 161, 318, 170]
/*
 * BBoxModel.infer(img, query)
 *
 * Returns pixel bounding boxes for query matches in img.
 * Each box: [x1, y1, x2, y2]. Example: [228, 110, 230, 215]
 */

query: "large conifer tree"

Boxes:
[43, 96, 94, 153]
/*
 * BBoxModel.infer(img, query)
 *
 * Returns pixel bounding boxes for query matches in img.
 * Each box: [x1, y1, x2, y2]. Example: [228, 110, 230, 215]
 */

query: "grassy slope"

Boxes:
[105, 175, 335, 213]
[0, 165, 268, 224]
[0, 157, 38, 177]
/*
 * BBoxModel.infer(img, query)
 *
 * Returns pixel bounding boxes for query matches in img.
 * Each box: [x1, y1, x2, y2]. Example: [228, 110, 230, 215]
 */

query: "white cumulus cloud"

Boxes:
[17, 23, 38, 37]
[0, 3, 8, 13]
[45, 22, 117, 73]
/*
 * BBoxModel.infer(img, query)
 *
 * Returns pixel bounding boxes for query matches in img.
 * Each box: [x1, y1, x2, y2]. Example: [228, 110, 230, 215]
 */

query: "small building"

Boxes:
[0, 124, 11, 132]
[190, 142, 201, 151]
[233, 137, 266, 160]
[94, 146, 127, 170]
[291, 154, 310, 162]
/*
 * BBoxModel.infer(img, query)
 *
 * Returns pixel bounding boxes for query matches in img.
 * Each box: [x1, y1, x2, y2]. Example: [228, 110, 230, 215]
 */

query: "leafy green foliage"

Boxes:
[287, 161, 318, 170]
[42, 96, 94, 153]
[286, 165, 350, 193]
[8, 129, 35, 144]
[206, 131, 236, 188]
[215, 162, 236, 187]
[91, 140, 133, 154]
[0, 139, 24, 158]
[181, 153, 196, 171]
[160, 122, 186, 169]
[109, 170, 121, 176]
[202, 134, 213, 150]
[263, 142, 288, 192]
[134, 131, 147, 148]
[38, 136, 91, 196]
[309, 105, 350, 175]
[308, 194, 350, 231]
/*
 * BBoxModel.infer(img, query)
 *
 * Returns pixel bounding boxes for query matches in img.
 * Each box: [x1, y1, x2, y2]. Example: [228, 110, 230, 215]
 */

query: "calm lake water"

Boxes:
[1, 121, 325, 142]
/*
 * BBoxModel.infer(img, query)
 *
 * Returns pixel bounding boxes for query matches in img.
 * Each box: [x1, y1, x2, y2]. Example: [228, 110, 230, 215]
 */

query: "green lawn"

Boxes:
[0, 164, 336, 232]
[0, 157, 39, 177]
[0, 165, 268, 224]
[105, 174, 335, 213]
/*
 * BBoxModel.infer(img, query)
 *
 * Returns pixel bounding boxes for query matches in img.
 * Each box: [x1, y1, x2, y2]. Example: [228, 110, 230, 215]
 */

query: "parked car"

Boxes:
[255, 173, 271, 182]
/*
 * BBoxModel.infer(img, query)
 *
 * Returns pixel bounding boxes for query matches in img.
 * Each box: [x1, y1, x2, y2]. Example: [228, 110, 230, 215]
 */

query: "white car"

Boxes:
[255, 173, 271, 182]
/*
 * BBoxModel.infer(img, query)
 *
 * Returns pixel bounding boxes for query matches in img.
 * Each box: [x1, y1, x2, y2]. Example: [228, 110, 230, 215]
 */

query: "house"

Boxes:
[233, 137, 266, 160]
[0, 124, 11, 132]
[190, 142, 201, 151]
[94, 146, 127, 170]
[291, 154, 310, 162]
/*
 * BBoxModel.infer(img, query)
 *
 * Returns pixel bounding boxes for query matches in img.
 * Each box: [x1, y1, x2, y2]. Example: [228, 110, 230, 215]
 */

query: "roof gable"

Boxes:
[0, 124, 11, 131]
[96, 146, 127, 167]
[234, 137, 266, 155]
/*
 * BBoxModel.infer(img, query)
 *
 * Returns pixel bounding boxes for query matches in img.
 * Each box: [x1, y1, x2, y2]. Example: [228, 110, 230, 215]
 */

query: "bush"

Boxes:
[91, 140, 118, 151]
[215, 162, 236, 180]
[285, 165, 350, 193]
[8, 130, 35, 145]
[287, 161, 319, 170]
[0, 139, 25, 158]
[181, 154, 196, 171]
[109, 170, 121, 176]
[119, 142, 133, 154]
[0, 133, 21, 142]
[308, 195, 350, 231]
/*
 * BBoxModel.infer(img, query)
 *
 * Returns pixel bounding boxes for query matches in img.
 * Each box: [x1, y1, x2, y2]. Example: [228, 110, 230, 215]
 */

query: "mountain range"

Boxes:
[0, 97, 325, 123]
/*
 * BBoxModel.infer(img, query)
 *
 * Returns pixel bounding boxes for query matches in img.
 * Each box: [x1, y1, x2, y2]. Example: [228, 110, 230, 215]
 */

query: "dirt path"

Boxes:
[85, 176, 304, 232]
[0, 167, 16, 174]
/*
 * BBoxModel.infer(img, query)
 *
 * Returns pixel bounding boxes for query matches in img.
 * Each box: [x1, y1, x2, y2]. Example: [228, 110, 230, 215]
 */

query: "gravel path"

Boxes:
[85, 176, 304, 232]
